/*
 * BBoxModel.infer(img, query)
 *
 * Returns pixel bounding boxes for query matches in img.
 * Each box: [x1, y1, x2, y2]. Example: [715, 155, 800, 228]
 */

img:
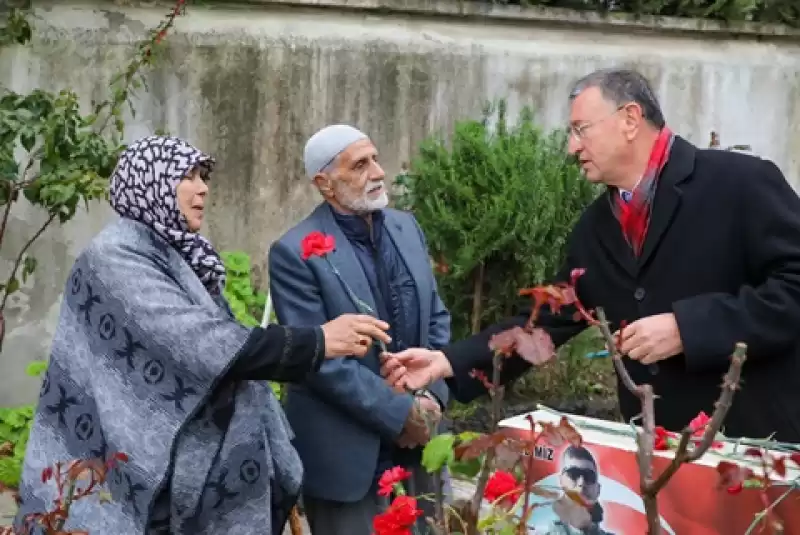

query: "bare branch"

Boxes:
[687, 343, 746, 462]
[595, 307, 639, 394]
[596, 306, 748, 534]
[469, 352, 503, 527]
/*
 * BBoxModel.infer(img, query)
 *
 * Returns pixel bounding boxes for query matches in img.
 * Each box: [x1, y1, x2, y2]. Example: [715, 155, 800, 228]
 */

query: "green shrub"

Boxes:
[0, 404, 33, 488]
[396, 100, 599, 339]
[221, 251, 267, 327]
[395, 100, 615, 408]
[470, 0, 799, 28]
[0, 360, 47, 488]
[221, 251, 282, 399]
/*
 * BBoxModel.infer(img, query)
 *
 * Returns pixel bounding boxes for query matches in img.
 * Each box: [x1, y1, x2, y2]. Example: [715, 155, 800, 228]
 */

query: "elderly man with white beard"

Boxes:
[268, 125, 452, 535]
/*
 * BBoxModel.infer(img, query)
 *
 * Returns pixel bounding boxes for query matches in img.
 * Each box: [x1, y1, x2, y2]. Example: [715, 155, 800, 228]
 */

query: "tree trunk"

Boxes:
[470, 262, 485, 334]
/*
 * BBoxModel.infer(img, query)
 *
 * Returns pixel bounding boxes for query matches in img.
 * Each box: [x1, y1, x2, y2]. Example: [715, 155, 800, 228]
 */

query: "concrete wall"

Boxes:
[1, 0, 799, 405]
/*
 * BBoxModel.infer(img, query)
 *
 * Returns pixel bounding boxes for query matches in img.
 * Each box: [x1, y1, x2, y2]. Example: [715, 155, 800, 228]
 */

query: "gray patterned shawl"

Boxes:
[15, 218, 303, 534]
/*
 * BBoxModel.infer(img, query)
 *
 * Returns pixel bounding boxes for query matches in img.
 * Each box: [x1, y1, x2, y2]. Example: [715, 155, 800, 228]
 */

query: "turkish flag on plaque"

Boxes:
[499, 409, 800, 534]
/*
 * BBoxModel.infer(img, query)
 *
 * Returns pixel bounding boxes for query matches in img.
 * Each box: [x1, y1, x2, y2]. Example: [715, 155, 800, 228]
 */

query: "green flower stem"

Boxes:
[323, 256, 440, 533]
[744, 481, 798, 535]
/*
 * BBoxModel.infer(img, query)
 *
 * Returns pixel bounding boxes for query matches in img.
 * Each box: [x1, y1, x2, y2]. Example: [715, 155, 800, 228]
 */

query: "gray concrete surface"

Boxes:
[2, 0, 799, 406]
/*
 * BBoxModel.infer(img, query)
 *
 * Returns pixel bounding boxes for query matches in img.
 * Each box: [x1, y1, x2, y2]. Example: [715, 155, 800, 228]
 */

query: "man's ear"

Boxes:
[313, 173, 334, 198]
[623, 102, 644, 141]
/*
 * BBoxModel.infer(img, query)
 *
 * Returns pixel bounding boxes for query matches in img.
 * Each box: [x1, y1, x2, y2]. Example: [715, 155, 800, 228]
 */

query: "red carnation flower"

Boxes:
[484, 470, 522, 508]
[654, 426, 674, 451]
[301, 231, 335, 260]
[688, 411, 723, 448]
[688, 411, 711, 435]
[372, 495, 423, 535]
[377, 466, 412, 497]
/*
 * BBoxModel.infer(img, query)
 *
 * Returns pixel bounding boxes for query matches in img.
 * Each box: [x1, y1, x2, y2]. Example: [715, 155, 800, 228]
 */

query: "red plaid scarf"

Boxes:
[613, 127, 675, 256]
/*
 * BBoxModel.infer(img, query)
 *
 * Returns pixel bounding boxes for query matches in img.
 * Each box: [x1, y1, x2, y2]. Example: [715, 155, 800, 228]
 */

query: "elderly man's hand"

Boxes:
[396, 395, 441, 448]
[380, 348, 453, 393]
[618, 313, 683, 365]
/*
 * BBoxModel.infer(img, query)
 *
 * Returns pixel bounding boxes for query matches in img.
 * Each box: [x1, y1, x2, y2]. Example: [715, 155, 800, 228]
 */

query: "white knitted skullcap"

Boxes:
[303, 124, 368, 179]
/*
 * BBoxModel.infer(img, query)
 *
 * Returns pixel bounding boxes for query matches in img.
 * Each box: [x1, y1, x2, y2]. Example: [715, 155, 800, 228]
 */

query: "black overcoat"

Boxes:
[445, 136, 800, 442]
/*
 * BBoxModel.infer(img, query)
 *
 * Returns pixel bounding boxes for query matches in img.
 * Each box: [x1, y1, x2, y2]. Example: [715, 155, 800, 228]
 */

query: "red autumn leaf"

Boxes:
[716, 460, 753, 490]
[489, 326, 555, 365]
[493, 441, 524, 471]
[66, 459, 106, 482]
[539, 417, 583, 448]
[106, 451, 131, 470]
[469, 369, 493, 391]
[569, 268, 586, 286]
[744, 447, 764, 458]
[41, 466, 53, 483]
[300, 231, 336, 260]
[726, 482, 744, 495]
[518, 285, 576, 318]
[455, 429, 519, 461]
[518, 269, 593, 326]
[772, 456, 787, 478]
[455, 434, 499, 461]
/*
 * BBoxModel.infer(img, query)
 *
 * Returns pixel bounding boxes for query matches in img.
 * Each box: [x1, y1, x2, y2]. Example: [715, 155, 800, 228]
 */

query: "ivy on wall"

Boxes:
[478, 0, 799, 27]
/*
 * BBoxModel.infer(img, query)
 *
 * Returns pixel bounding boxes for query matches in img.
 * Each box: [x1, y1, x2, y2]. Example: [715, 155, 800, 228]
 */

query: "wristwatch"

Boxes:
[414, 389, 444, 411]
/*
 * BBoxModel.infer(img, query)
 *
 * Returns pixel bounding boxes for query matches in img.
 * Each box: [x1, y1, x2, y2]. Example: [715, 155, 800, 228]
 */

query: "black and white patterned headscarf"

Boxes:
[109, 135, 226, 294]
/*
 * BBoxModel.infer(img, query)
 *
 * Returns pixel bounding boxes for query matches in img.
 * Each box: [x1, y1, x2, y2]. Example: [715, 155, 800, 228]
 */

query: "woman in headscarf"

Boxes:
[14, 135, 391, 534]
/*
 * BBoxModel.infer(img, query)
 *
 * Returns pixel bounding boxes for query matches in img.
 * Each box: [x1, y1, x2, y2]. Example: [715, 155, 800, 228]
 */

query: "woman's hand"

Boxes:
[321, 314, 391, 358]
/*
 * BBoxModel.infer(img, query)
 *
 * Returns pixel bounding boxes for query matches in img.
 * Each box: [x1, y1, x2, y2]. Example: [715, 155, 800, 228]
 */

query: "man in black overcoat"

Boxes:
[382, 68, 800, 442]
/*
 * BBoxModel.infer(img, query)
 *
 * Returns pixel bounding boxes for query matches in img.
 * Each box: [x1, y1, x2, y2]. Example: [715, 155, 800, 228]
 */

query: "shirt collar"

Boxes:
[329, 204, 384, 244]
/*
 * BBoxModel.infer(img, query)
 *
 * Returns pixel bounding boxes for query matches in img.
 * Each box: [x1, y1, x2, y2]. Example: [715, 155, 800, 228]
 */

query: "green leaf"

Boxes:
[0, 408, 30, 430]
[0, 456, 22, 488]
[269, 382, 283, 398]
[421, 433, 455, 473]
[477, 513, 500, 531]
[0, 422, 12, 440]
[6, 276, 19, 295]
[25, 360, 47, 378]
[499, 524, 517, 535]
[457, 431, 482, 443]
[20, 130, 35, 152]
[21, 255, 37, 283]
[448, 457, 482, 478]
[0, 151, 18, 182]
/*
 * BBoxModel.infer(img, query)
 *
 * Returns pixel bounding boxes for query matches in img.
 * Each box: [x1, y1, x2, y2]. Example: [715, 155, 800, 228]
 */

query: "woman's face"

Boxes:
[176, 166, 209, 232]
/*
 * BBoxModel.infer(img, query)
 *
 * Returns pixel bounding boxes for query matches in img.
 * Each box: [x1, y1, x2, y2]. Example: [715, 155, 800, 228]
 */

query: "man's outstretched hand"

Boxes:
[380, 348, 454, 393]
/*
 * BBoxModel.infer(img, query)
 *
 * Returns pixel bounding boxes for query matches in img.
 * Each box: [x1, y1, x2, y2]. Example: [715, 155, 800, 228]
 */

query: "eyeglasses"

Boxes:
[568, 104, 629, 141]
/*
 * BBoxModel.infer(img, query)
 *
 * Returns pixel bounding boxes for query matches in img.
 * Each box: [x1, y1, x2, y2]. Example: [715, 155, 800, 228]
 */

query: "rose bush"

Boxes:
[371, 270, 800, 534]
